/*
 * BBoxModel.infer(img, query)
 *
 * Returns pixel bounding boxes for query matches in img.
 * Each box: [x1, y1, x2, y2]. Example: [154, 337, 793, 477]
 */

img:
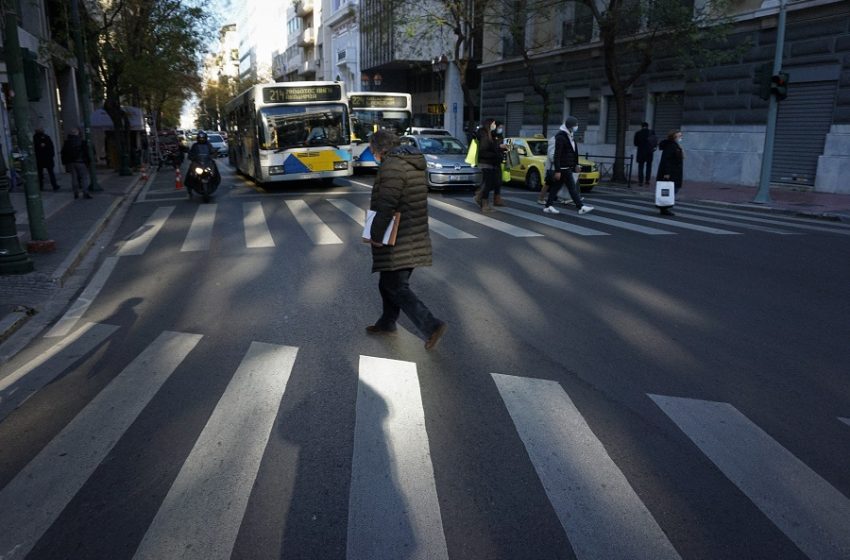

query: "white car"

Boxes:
[206, 133, 228, 157]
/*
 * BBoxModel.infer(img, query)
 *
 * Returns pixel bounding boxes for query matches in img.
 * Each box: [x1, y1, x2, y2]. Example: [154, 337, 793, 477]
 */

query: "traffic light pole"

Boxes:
[753, 0, 787, 204]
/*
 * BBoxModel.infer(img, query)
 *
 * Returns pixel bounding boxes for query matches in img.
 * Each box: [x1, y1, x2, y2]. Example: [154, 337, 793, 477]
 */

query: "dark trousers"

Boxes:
[637, 156, 653, 185]
[546, 169, 582, 208]
[37, 164, 59, 190]
[376, 269, 441, 337]
[479, 166, 499, 200]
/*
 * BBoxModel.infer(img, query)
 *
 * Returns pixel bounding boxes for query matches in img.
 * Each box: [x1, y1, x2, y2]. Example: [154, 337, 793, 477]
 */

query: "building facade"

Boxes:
[478, 0, 850, 193]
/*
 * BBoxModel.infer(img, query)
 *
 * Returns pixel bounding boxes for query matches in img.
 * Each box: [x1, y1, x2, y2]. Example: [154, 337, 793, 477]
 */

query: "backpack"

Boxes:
[545, 133, 557, 171]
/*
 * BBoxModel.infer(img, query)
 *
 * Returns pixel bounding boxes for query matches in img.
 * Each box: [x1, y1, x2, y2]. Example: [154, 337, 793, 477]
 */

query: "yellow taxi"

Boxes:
[504, 135, 600, 192]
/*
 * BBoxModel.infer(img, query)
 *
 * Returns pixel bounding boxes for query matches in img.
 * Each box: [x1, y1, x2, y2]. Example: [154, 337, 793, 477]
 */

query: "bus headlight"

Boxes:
[333, 161, 349, 170]
[268, 165, 285, 175]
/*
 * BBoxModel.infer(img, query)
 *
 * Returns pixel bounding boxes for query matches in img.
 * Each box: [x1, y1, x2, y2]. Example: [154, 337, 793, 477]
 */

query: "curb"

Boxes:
[0, 307, 33, 343]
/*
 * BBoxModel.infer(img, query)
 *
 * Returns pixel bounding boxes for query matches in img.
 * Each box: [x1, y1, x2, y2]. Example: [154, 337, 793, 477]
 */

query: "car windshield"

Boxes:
[416, 136, 465, 155]
[258, 104, 350, 150]
[207, 134, 224, 143]
[527, 141, 548, 156]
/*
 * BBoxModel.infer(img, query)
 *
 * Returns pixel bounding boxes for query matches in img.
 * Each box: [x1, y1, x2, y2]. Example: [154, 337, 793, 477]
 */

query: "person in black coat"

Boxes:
[60, 128, 92, 199]
[33, 128, 60, 191]
[366, 129, 447, 350]
[655, 129, 684, 216]
[473, 118, 505, 212]
[633, 122, 657, 187]
[544, 116, 594, 215]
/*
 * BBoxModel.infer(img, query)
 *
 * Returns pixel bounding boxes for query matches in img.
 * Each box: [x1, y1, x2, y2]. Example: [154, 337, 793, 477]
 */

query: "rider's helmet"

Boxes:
[197, 131, 208, 143]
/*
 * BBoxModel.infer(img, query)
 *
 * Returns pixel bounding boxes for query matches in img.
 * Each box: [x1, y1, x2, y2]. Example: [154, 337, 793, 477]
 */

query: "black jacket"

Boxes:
[60, 135, 90, 165]
[370, 146, 432, 272]
[188, 141, 215, 161]
[474, 128, 502, 167]
[633, 128, 657, 162]
[33, 132, 55, 165]
[553, 130, 579, 171]
[656, 139, 684, 189]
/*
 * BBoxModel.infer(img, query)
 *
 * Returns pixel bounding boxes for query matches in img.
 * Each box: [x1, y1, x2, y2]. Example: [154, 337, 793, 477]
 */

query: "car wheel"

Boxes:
[525, 168, 541, 191]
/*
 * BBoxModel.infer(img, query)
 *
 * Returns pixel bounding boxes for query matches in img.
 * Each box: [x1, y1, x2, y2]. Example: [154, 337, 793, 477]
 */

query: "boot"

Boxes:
[493, 194, 505, 206]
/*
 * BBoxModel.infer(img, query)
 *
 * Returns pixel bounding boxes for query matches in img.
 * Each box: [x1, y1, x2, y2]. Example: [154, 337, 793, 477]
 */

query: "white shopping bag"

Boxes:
[655, 180, 675, 207]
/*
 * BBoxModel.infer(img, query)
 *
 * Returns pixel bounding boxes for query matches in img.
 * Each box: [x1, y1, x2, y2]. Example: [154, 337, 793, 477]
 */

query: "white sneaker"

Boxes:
[543, 205, 560, 214]
[536, 198, 546, 205]
[578, 205, 594, 215]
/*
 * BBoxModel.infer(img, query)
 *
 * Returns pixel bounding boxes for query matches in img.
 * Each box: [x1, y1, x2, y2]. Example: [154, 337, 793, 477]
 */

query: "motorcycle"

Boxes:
[184, 155, 220, 203]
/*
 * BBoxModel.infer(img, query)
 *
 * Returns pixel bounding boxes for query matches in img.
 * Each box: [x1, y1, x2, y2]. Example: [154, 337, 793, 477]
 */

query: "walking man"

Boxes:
[33, 127, 60, 191]
[365, 129, 448, 350]
[61, 128, 92, 199]
[633, 122, 657, 187]
[543, 116, 593, 215]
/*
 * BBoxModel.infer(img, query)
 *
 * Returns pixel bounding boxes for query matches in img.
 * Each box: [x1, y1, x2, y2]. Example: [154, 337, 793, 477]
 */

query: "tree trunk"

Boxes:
[104, 97, 132, 175]
[612, 84, 628, 183]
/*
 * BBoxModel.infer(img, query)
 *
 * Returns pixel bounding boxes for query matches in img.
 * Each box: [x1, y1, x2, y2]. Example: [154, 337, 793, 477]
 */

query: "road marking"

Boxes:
[840, 417, 850, 428]
[133, 342, 298, 560]
[45, 257, 120, 338]
[503, 197, 677, 235]
[285, 199, 343, 245]
[0, 322, 119, 422]
[347, 356, 449, 560]
[663, 202, 850, 236]
[428, 198, 542, 237]
[493, 374, 681, 560]
[0, 331, 201, 560]
[590, 204, 741, 234]
[243, 201, 275, 248]
[181, 204, 218, 252]
[650, 394, 850, 560]
[328, 199, 476, 239]
[599, 200, 800, 234]
[117, 206, 175, 256]
[672, 200, 850, 230]
[492, 202, 610, 236]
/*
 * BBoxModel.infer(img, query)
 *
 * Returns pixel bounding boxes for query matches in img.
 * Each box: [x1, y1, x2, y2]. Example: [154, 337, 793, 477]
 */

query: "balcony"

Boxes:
[296, 0, 313, 16]
[298, 27, 314, 47]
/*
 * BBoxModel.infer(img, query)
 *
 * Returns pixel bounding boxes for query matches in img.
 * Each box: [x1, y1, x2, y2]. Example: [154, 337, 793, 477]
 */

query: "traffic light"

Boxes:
[753, 63, 772, 101]
[770, 72, 789, 101]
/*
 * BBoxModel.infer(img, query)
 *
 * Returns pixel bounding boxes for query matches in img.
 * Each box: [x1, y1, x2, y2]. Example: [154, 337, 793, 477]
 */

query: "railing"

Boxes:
[584, 153, 633, 188]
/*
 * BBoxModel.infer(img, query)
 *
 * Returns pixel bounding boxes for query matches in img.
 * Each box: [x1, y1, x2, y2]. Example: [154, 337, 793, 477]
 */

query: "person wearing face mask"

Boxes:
[544, 116, 593, 215]
[473, 118, 506, 212]
[655, 129, 684, 216]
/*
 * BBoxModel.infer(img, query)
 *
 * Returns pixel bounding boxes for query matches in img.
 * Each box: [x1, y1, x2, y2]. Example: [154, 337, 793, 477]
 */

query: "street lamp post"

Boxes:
[0, 145, 33, 273]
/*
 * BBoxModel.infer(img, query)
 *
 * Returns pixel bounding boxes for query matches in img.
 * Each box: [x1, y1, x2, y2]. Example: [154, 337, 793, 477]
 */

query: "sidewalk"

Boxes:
[0, 167, 148, 351]
[605, 180, 850, 221]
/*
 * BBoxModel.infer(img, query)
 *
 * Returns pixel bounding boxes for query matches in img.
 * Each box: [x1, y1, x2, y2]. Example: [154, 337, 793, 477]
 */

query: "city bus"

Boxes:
[224, 81, 353, 184]
[347, 92, 412, 168]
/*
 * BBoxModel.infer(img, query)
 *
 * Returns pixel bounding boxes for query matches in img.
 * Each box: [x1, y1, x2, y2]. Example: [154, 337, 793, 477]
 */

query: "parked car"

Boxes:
[399, 134, 482, 191]
[504, 135, 600, 192]
[206, 133, 228, 157]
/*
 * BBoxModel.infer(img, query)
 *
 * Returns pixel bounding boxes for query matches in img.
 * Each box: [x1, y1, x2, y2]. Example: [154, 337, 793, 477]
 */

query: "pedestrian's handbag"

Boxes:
[362, 210, 401, 246]
[464, 139, 478, 166]
[655, 180, 676, 207]
[555, 171, 581, 200]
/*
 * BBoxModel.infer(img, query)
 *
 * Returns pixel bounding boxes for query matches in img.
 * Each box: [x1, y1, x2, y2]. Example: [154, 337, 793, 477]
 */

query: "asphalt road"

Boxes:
[1, 161, 848, 560]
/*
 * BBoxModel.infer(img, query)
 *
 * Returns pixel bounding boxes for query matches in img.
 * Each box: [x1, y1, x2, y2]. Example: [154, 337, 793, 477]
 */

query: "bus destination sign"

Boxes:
[263, 85, 342, 103]
[350, 95, 408, 109]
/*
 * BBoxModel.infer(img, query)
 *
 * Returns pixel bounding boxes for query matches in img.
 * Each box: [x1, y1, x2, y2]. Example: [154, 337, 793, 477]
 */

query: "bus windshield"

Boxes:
[351, 110, 412, 141]
[258, 104, 350, 150]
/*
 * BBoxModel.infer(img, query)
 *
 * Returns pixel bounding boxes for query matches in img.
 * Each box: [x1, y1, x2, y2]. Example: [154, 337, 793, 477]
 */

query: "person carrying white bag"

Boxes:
[655, 129, 684, 216]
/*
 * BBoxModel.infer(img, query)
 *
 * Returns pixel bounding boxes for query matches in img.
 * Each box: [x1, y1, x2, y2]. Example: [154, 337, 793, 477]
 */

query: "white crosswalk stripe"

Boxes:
[348, 355, 449, 560]
[44, 257, 120, 338]
[505, 196, 675, 235]
[493, 374, 682, 559]
[6, 331, 849, 559]
[285, 199, 343, 245]
[117, 206, 175, 256]
[651, 394, 850, 560]
[0, 331, 202, 560]
[664, 201, 850, 236]
[134, 342, 298, 560]
[181, 203, 218, 252]
[328, 198, 476, 239]
[428, 198, 543, 237]
[589, 203, 741, 234]
[243, 201, 275, 248]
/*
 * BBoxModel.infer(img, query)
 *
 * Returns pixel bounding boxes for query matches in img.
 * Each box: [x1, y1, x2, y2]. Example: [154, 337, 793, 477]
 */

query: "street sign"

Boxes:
[427, 103, 446, 115]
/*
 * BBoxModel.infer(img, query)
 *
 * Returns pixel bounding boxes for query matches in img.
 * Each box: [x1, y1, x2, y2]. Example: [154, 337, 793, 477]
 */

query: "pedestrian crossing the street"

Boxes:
[2, 325, 849, 559]
[112, 195, 850, 256]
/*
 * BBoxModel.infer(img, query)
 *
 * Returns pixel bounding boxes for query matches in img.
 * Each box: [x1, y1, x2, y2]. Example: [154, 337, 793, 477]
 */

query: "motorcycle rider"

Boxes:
[185, 130, 220, 193]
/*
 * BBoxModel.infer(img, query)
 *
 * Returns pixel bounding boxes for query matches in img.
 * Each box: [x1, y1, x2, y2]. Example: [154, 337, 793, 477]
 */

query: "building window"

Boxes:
[562, 3, 593, 46]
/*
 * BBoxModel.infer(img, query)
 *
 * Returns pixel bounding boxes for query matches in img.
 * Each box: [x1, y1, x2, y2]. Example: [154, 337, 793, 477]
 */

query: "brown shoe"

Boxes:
[493, 194, 505, 206]
[366, 325, 396, 335]
[424, 322, 447, 350]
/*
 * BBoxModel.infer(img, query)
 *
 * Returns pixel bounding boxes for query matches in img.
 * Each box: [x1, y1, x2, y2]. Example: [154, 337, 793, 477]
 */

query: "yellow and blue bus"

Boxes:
[224, 81, 353, 184]
[348, 92, 412, 168]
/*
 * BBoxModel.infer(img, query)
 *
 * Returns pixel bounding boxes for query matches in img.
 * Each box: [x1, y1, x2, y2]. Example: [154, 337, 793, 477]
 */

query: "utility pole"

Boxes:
[753, 0, 787, 204]
[2, 1, 54, 251]
[69, 0, 101, 190]
[0, 144, 33, 273]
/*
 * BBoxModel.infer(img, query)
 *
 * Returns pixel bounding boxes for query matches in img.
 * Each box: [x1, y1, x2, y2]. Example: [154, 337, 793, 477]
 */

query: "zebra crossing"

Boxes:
[115, 196, 850, 256]
[2, 324, 849, 559]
